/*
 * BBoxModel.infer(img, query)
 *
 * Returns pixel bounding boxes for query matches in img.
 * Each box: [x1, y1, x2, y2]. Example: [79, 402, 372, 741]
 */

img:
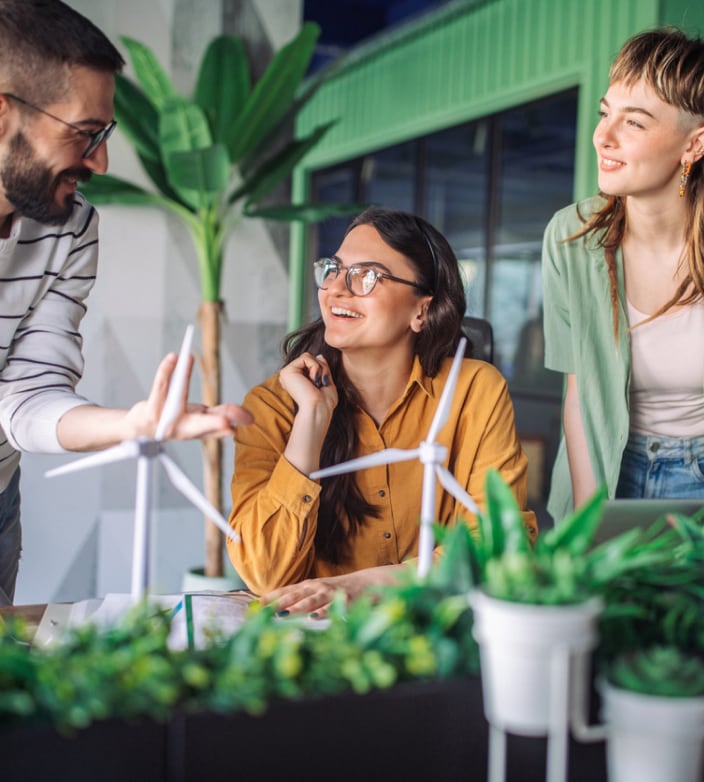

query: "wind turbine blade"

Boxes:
[435, 465, 480, 515]
[310, 448, 419, 480]
[426, 337, 467, 443]
[155, 324, 194, 442]
[45, 441, 140, 478]
[159, 453, 240, 542]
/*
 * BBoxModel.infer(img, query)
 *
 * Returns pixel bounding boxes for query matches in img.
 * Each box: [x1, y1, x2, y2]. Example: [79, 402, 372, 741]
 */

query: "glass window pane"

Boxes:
[362, 141, 417, 210]
[312, 164, 359, 258]
[310, 164, 360, 319]
[424, 121, 489, 318]
[489, 89, 577, 395]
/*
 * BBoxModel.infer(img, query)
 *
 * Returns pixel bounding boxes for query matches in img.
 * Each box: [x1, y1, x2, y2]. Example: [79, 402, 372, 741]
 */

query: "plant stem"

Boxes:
[198, 300, 224, 578]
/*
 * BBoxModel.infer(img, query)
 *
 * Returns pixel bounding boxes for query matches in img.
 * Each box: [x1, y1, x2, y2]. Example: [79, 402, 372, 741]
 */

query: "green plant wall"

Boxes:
[289, 0, 704, 329]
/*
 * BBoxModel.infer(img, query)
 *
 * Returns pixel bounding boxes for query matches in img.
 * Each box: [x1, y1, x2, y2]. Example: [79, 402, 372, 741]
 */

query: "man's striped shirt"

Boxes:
[0, 192, 97, 491]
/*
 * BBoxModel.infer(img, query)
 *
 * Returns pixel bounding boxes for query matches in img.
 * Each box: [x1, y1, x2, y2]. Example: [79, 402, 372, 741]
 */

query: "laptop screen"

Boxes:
[592, 499, 704, 544]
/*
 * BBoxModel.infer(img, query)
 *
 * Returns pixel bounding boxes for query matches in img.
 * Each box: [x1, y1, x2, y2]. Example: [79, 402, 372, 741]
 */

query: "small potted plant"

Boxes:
[601, 646, 704, 782]
[464, 470, 695, 782]
[466, 471, 606, 742]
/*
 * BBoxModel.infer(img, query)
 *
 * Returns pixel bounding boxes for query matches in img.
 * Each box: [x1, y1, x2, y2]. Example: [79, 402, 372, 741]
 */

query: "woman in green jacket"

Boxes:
[543, 28, 704, 520]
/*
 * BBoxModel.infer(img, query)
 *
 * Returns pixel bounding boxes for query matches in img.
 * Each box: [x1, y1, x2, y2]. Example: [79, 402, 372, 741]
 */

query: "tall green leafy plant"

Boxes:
[81, 24, 355, 577]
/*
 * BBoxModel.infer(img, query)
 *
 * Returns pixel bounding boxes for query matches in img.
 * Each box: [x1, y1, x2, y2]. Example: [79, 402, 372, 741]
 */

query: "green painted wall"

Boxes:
[289, 0, 704, 328]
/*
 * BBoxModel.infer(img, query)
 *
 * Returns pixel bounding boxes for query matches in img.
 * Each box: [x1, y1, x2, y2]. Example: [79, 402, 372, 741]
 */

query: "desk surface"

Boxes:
[0, 603, 47, 627]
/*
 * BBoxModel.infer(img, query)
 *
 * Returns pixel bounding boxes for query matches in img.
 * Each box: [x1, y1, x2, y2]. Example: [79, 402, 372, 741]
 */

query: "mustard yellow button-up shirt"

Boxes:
[228, 355, 537, 594]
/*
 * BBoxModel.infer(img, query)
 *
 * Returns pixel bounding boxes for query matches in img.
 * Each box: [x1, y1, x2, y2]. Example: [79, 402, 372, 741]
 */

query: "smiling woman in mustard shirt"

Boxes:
[228, 207, 536, 614]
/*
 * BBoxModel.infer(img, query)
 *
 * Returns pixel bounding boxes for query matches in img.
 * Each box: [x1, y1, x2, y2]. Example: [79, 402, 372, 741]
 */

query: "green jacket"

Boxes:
[542, 197, 631, 521]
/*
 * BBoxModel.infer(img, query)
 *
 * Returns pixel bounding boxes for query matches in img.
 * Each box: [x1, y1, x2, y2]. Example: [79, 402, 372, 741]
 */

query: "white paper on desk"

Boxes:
[172, 590, 254, 650]
[34, 598, 106, 646]
[34, 591, 255, 650]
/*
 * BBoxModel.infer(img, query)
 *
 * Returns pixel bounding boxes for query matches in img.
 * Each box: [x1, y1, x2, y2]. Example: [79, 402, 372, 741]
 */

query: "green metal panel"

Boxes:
[289, 0, 704, 329]
[298, 0, 656, 182]
[661, 0, 704, 29]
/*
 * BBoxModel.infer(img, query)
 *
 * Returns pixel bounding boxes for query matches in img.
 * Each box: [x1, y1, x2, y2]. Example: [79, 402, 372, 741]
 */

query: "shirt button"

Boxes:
[378, 489, 386, 497]
[303, 495, 312, 503]
[383, 532, 391, 539]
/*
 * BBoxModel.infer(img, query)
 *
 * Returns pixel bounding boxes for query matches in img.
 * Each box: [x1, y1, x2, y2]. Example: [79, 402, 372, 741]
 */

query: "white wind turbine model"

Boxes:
[46, 325, 239, 601]
[310, 337, 478, 577]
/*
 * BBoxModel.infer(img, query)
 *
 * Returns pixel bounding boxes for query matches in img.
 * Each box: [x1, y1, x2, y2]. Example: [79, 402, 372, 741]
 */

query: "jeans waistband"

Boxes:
[626, 433, 704, 460]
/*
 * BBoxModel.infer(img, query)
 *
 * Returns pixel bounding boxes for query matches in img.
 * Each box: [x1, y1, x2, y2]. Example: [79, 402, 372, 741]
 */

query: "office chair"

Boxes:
[462, 316, 494, 364]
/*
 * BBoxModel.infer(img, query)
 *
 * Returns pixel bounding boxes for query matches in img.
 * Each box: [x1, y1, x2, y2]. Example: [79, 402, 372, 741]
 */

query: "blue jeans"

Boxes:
[616, 434, 704, 499]
[0, 468, 21, 605]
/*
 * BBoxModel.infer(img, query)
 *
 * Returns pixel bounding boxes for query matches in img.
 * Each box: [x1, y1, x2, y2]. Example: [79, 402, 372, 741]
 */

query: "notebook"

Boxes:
[592, 499, 704, 544]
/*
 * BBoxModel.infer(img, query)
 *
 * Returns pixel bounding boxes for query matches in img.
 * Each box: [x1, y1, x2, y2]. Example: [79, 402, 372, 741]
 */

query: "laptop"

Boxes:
[592, 499, 704, 544]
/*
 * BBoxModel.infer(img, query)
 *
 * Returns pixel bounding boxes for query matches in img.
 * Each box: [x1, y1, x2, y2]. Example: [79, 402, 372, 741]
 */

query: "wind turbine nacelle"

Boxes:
[419, 441, 447, 464]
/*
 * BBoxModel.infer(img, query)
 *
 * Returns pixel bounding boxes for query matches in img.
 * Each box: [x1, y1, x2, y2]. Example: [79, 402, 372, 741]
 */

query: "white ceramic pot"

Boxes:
[601, 682, 704, 782]
[469, 591, 602, 736]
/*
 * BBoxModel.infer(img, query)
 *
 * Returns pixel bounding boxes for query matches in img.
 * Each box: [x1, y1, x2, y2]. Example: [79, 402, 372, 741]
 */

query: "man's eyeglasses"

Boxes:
[314, 257, 430, 297]
[3, 93, 117, 159]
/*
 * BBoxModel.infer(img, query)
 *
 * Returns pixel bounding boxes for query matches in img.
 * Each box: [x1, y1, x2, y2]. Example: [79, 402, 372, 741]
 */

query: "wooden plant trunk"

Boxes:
[198, 301, 224, 578]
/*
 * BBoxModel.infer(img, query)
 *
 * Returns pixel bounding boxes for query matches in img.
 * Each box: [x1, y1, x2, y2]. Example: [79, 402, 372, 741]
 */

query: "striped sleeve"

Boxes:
[0, 194, 98, 453]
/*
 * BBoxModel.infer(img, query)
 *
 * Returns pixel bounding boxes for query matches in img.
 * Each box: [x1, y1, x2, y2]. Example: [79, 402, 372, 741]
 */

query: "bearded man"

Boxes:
[0, 0, 252, 603]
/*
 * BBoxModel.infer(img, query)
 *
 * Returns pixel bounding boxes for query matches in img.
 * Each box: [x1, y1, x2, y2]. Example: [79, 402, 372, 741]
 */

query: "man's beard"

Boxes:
[1, 131, 92, 225]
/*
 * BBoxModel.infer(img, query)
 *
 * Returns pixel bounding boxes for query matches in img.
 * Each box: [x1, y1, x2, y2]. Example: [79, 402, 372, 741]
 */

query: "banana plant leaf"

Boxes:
[233, 120, 337, 206]
[160, 97, 213, 153]
[239, 49, 347, 178]
[138, 153, 187, 206]
[194, 35, 250, 148]
[121, 35, 178, 109]
[167, 145, 230, 194]
[79, 174, 168, 207]
[113, 74, 161, 162]
[160, 98, 214, 210]
[226, 22, 319, 163]
[244, 201, 366, 222]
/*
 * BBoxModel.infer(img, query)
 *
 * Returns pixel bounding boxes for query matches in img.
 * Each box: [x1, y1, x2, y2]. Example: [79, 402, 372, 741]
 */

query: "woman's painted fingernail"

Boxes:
[276, 609, 290, 617]
[322, 375, 329, 387]
[314, 375, 322, 388]
[309, 611, 319, 619]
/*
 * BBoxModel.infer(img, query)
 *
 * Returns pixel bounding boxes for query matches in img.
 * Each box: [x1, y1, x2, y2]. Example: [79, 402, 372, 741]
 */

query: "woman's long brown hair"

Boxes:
[283, 207, 466, 564]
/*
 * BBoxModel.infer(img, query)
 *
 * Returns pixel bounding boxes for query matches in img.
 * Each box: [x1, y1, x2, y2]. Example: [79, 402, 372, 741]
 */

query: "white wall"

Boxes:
[15, 0, 300, 604]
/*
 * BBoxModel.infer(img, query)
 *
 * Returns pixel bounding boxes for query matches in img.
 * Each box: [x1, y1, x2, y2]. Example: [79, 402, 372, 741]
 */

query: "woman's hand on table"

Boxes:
[261, 565, 404, 618]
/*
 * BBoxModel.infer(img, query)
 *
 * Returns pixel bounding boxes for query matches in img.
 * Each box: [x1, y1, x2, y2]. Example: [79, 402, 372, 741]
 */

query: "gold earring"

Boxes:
[680, 160, 692, 198]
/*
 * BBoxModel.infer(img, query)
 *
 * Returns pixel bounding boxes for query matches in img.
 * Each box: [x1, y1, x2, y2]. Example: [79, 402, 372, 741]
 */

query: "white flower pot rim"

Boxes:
[469, 589, 603, 614]
[601, 679, 704, 735]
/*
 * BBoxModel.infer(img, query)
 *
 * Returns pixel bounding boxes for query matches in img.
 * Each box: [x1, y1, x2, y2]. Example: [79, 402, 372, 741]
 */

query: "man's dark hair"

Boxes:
[0, 0, 124, 105]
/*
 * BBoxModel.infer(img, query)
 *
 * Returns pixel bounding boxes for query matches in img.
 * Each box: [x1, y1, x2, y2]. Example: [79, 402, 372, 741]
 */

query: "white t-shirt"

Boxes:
[627, 298, 704, 437]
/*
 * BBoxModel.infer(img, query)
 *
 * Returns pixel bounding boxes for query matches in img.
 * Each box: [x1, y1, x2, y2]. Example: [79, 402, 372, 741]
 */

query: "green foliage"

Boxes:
[434, 469, 612, 605]
[596, 511, 704, 658]
[81, 24, 361, 302]
[1, 472, 702, 730]
[607, 646, 704, 697]
[0, 575, 479, 732]
[0, 609, 182, 731]
[449, 469, 704, 671]
[447, 469, 704, 626]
